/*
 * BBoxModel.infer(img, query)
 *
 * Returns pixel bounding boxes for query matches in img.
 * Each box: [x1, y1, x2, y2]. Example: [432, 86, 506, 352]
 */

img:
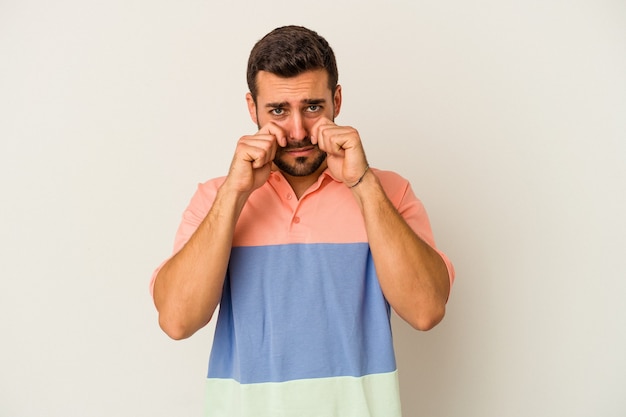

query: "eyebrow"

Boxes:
[265, 98, 327, 108]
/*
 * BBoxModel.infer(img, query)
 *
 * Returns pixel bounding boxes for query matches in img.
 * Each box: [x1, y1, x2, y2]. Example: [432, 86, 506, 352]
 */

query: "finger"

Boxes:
[322, 131, 352, 156]
[310, 117, 334, 145]
[316, 125, 356, 155]
[237, 137, 278, 168]
[257, 122, 288, 147]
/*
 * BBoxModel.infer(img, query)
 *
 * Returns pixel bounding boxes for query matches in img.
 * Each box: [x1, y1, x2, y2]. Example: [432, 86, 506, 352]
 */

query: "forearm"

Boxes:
[153, 185, 249, 340]
[352, 170, 450, 330]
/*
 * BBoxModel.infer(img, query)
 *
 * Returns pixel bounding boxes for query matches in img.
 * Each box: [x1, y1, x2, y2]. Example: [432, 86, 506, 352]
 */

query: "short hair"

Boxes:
[246, 25, 339, 101]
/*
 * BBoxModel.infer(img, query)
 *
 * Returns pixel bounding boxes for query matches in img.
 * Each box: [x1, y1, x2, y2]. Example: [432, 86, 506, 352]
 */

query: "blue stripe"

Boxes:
[208, 243, 396, 384]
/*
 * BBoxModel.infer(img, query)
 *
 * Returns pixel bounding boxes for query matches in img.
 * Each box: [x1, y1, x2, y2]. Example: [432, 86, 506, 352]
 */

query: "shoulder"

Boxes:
[194, 176, 226, 199]
[178, 176, 227, 217]
[370, 168, 414, 204]
[198, 176, 227, 192]
[371, 168, 409, 186]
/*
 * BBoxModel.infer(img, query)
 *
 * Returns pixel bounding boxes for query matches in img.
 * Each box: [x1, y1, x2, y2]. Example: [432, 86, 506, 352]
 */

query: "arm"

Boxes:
[351, 170, 450, 330]
[152, 124, 285, 340]
[153, 186, 248, 340]
[312, 118, 451, 330]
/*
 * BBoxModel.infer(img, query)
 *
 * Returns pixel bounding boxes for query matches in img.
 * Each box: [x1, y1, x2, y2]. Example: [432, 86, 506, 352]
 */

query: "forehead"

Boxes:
[255, 69, 331, 104]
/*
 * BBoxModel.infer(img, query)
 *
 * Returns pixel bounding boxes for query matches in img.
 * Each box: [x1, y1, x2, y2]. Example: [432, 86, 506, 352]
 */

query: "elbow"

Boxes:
[153, 284, 208, 340]
[158, 310, 209, 341]
[405, 303, 446, 331]
[159, 314, 192, 340]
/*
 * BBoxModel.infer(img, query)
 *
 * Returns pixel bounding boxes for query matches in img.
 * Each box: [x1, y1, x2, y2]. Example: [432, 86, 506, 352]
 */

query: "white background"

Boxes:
[1, 0, 624, 416]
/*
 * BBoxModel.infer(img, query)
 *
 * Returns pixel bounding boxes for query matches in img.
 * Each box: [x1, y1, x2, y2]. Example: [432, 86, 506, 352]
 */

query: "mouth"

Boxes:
[284, 145, 316, 156]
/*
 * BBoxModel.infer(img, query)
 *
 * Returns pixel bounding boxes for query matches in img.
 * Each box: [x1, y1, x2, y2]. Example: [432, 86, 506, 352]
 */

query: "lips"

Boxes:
[286, 145, 315, 153]
[284, 145, 317, 157]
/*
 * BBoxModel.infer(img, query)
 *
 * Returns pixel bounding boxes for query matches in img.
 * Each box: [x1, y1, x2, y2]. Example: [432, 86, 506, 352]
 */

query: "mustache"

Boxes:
[283, 137, 315, 150]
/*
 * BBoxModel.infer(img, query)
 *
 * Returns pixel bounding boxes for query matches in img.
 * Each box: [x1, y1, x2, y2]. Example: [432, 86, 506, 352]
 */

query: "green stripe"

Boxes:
[205, 371, 402, 417]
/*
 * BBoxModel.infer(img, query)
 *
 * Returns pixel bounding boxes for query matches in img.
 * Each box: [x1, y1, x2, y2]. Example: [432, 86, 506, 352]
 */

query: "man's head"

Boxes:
[246, 26, 339, 103]
[245, 26, 342, 180]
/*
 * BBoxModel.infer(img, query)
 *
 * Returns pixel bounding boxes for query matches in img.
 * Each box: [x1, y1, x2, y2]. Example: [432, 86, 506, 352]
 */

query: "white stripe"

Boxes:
[205, 371, 403, 417]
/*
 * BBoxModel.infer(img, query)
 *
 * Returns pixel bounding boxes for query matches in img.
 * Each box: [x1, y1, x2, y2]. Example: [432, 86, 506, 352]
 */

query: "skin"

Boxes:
[153, 69, 450, 340]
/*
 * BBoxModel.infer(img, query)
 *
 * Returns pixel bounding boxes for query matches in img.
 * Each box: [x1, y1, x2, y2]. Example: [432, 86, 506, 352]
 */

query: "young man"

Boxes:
[151, 25, 454, 417]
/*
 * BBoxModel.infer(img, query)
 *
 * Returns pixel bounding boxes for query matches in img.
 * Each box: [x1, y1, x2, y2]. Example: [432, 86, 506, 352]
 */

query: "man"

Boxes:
[151, 25, 454, 417]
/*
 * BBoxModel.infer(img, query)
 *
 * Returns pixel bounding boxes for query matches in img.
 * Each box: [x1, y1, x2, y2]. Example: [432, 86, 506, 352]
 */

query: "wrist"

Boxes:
[216, 180, 252, 215]
[350, 168, 383, 206]
[346, 165, 370, 188]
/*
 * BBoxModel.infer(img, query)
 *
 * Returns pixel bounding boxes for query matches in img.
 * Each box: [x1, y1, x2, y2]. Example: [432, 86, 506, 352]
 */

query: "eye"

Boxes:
[306, 105, 321, 112]
[270, 108, 285, 116]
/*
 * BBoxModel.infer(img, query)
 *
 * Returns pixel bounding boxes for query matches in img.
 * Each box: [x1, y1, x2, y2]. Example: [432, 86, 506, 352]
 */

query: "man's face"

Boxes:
[247, 69, 342, 178]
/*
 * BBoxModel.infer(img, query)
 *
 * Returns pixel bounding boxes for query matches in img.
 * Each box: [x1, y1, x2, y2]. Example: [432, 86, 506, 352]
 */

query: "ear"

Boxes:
[333, 85, 343, 118]
[245, 92, 258, 125]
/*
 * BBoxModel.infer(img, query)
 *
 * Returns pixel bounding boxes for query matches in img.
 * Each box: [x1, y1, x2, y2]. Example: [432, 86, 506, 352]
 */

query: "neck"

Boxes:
[279, 162, 327, 199]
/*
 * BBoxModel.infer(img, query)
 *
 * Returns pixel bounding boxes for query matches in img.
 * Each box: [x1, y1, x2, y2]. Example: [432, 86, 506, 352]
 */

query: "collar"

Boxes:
[269, 167, 340, 184]
[268, 168, 340, 197]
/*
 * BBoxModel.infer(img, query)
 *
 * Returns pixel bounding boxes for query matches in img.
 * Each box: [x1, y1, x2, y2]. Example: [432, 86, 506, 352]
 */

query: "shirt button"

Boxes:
[293, 216, 301, 224]
[286, 193, 293, 200]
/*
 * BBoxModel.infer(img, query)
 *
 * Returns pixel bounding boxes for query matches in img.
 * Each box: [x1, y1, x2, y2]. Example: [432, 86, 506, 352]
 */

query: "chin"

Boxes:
[275, 153, 327, 177]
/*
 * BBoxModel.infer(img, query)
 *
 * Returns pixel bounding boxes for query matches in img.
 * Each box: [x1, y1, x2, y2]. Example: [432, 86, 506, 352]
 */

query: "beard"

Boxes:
[255, 109, 334, 177]
[273, 137, 327, 177]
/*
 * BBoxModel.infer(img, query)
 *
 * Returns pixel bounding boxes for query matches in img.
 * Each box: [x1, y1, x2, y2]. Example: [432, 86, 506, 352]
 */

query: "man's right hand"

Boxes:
[222, 122, 287, 195]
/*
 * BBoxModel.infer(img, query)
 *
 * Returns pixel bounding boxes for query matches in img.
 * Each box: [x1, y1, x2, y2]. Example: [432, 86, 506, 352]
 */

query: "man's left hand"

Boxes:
[311, 117, 369, 186]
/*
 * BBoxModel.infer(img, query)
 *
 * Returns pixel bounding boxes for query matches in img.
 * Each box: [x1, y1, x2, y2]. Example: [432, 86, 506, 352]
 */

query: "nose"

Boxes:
[286, 113, 308, 141]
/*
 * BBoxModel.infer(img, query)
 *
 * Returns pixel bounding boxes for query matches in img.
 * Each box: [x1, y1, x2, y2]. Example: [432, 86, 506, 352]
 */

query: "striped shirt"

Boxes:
[153, 168, 454, 417]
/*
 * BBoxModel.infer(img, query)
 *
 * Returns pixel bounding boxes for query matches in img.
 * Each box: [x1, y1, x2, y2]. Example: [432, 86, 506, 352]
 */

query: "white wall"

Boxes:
[1, 1, 624, 416]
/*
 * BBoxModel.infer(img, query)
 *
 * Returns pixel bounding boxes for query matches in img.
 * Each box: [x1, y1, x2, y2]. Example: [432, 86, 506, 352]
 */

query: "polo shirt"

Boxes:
[153, 168, 454, 417]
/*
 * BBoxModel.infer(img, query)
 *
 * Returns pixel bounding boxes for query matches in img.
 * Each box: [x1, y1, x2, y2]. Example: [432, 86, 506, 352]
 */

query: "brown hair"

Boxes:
[246, 26, 339, 101]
